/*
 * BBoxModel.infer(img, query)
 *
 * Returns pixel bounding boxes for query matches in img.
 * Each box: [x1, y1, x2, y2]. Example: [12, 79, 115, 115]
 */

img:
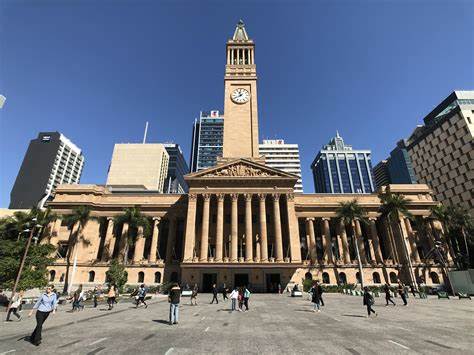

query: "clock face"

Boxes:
[231, 88, 250, 104]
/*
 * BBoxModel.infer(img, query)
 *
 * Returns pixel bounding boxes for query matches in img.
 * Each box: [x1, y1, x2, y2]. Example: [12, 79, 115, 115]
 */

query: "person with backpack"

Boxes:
[243, 286, 251, 311]
[383, 283, 396, 306]
[363, 287, 377, 317]
[136, 284, 148, 308]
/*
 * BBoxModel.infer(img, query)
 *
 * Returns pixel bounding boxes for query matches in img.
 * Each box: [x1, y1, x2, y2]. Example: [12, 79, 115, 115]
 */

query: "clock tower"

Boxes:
[222, 20, 260, 159]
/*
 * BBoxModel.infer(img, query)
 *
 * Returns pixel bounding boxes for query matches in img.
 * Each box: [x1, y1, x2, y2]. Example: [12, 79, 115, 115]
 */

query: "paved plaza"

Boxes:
[0, 293, 473, 354]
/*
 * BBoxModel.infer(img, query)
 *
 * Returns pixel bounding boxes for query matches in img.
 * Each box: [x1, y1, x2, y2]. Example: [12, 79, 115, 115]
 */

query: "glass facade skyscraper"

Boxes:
[311, 133, 374, 194]
[190, 110, 224, 172]
[163, 143, 189, 193]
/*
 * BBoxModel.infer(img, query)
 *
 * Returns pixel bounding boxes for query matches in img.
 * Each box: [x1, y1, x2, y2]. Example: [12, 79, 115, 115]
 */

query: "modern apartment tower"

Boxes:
[10, 132, 84, 209]
[311, 132, 374, 194]
[373, 160, 391, 189]
[190, 110, 224, 172]
[106, 143, 169, 192]
[374, 140, 417, 188]
[163, 143, 189, 193]
[259, 139, 303, 192]
[404, 90, 474, 215]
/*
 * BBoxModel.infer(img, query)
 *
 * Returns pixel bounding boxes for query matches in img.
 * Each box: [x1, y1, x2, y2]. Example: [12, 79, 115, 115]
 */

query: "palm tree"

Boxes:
[336, 199, 368, 288]
[113, 206, 150, 265]
[378, 191, 417, 290]
[62, 206, 96, 294]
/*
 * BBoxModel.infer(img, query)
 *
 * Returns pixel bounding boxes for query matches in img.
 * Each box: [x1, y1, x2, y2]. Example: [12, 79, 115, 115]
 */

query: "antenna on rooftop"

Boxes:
[143, 121, 149, 144]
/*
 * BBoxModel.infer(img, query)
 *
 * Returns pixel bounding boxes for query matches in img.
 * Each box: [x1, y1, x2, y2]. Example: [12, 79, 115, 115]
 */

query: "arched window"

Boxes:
[389, 272, 398, 284]
[49, 270, 56, 282]
[356, 272, 361, 284]
[322, 272, 330, 284]
[430, 272, 440, 284]
[88, 271, 95, 282]
[372, 272, 381, 284]
[304, 272, 313, 280]
[154, 272, 162, 284]
[338, 272, 347, 285]
[138, 271, 145, 283]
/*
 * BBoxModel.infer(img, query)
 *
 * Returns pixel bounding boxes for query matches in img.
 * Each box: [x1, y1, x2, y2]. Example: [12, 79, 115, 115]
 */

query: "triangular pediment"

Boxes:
[185, 158, 298, 180]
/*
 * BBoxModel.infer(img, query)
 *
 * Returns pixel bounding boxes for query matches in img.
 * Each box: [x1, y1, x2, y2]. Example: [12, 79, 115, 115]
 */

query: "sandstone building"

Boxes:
[44, 21, 449, 292]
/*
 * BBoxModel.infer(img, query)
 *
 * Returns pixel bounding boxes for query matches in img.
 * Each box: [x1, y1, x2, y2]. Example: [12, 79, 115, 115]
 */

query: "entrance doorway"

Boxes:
[266, 273, 281, 293]
[202, 273, 217, 292]
[234, 273, 249, 287]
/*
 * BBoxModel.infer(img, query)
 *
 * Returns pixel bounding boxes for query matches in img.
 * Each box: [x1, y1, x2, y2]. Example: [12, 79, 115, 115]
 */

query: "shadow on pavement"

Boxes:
[152, 319, 170, 325]
[342, 314, 366, 318]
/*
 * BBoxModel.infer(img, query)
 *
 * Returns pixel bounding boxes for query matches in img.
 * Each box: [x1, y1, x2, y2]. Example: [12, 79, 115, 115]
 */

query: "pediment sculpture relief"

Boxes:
[207, 163, 276, 177]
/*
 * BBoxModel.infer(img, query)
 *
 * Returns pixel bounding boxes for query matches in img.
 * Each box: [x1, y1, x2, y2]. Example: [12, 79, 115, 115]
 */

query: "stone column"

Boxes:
[215, 194, 224, 262]
[258, 194, 268, 262]
[118, 222, 129, 261]
[183, 194, 197, 262]
[306, 218, 316, 262]
[148, 217, 161, 263]
[166, 217, 177, 263]
[366, 222, 377, 264]
[102, 217, 115, 261]
[338, 220, 351, 264]
[133, 225, 145, 263]
[272, 193, 283, 262]
[199, 194, 210, 262]
[321, 218, 333, 264]
[244, 193, 253, 261]
[286, 193, 302, 262]
[369, 218, 383, 264]
[231, 193, 239, 261]
[354, 220, 367, 264]
[404, 218, 420, 263]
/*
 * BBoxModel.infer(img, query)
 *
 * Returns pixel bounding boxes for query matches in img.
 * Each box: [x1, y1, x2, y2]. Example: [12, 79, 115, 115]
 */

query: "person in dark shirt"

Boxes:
[168, 283, 181, 325]
[363, 287, 377, 317]
[210, 284, 219, 304]
[384, 283, 396, 306]
[316, 281, 325, 306]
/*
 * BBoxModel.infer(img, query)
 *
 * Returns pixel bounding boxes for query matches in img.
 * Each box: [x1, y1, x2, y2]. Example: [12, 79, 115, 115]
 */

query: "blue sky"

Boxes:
[1, 0, 473, 207]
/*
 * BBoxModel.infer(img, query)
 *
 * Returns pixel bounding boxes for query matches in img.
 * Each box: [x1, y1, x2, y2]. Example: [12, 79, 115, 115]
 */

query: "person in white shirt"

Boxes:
[230, 288, 239, 311]
[7, 290, 24, 321]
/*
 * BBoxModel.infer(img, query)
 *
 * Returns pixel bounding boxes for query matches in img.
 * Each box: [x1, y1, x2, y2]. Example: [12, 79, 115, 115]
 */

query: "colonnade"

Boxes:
[183, 192, 301, 263]
[227, 47, 254, 65]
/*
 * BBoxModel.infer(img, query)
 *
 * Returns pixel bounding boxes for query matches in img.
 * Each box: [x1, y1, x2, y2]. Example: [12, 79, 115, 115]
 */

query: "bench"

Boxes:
[458, 292, 471, 300]
[437, 291, 449, 299]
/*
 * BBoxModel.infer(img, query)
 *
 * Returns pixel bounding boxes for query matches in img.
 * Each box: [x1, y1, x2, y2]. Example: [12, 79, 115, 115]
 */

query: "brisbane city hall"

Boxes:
[44, 22, 448, 292]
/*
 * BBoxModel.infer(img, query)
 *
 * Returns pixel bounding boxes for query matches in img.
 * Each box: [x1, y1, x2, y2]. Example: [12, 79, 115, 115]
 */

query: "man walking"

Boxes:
[384, 283, 396, 306]
[316, 281, 324, 306]
[210, 284, 219, 304]
[222, 283, 228, 300]
[6, 290, 24, 321]
[310, 282, 321, 312]
[398, 282, 408, 306]
[363, 287, 377, 318]
[243, 286, 251, 311]
[168, 283, 181, 325]
[230, 287, 238, 311]
[28, 285, 58, 346]
[136, 284, 148, 308]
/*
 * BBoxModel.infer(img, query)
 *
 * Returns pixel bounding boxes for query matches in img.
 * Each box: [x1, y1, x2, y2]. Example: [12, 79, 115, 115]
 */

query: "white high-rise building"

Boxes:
[259, 139, 303, 192]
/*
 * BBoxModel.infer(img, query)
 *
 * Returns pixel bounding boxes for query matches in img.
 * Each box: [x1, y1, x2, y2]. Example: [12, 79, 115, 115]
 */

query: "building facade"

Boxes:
[374, 140, 417, 188]
[43, 22, 449, 292]
[10, 132, 84, 209]
[405, 91, 474, 216]
[106, 143, 169, 192]
[190, 110, 224, 172]
[259, 139, 303, 192]
[373, 160, 390, 189]
[163, 143, 189, 194]
[311, 133, 375, 194]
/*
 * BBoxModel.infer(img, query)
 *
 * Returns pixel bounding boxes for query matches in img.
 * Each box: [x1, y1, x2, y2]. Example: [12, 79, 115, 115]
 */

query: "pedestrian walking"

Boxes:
[383, 283, 396, 306]
[278, 283, 282, 295]
[210, 284, 219, 304]
[107, 284, 117, 310]
[315, 281, 325, 306]
[222, 283, 228, 300]
[238, 288, 244, 311]
[190, 284, 198, 306]
[243, 286, 251, 311]
[230, 287, 238, 311]
[136, 284, 148, 308]
[410, 284, 417, 298]
[28, 285, 58, 346]
[310, 283, 321, 312]
[6, 290, 24, 321]
[168, 283, 181, 325]
[93, 286, 102, 308]
[398, 282, 408, 306]
[363, 287, 377, 318]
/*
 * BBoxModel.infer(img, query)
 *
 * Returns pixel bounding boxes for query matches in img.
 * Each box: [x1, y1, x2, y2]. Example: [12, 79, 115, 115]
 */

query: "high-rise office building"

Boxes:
[190, 110, 224, 172]
[374, 140, 417, 188]
[404, 90, 474, 215]
[311, 132, 375, 194]
[10, 132, 84, 209]
[163, 143, 189, 193]
[259, 139, 303, 192]
[106, 143, 169, 192]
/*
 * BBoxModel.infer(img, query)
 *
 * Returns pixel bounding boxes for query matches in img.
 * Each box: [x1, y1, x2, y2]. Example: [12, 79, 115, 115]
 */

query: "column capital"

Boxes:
[286, 193, 295, 202]
[305, 217, 315, 222]
[230, 193, 239, 201]
[257, 193, 267, 201]
[216, 193, 225, 201]
[244, 193, 253, 202]
[321, 217, 331, 222]
[202, 193, 211, 201]
[369, 217, 377, 222]
[189, 193, 197, 201]
[107, 217, 114, 222]
[271, 193, 280, 201]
